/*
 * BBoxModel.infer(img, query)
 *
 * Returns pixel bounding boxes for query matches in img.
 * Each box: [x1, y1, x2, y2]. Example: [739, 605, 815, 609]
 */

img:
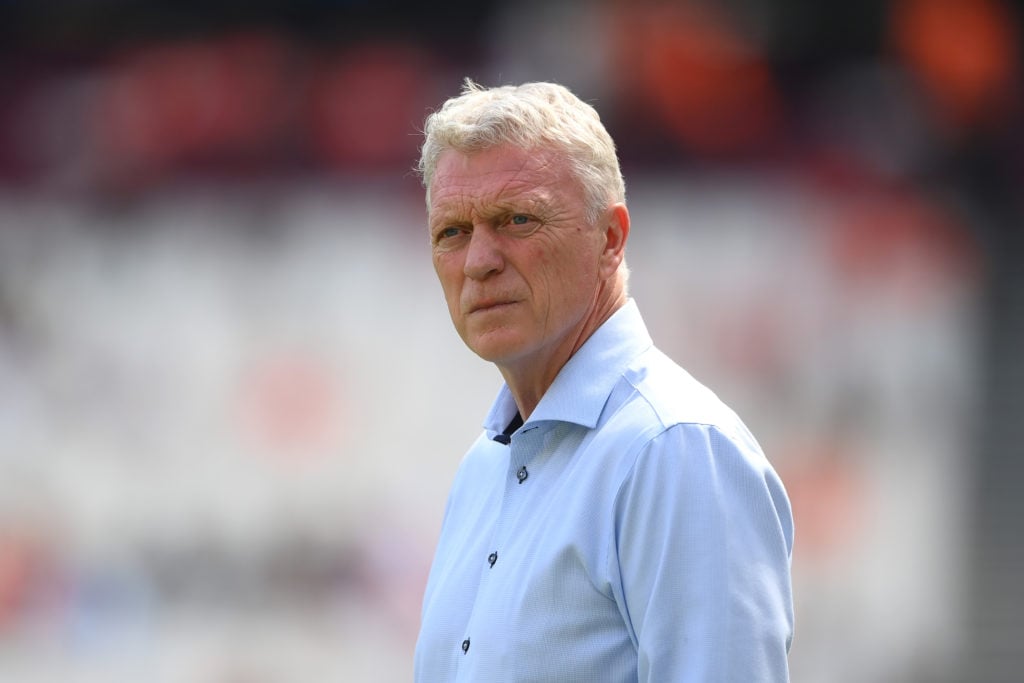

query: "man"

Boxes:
[413, 79, 794, 682]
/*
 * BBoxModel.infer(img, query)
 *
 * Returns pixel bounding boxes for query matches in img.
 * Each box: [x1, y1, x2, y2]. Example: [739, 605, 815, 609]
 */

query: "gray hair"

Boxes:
[417, 79, 626, 225]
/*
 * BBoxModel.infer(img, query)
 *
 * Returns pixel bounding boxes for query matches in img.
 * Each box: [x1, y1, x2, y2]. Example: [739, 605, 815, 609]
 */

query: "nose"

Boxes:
[463, 225, 504, 280]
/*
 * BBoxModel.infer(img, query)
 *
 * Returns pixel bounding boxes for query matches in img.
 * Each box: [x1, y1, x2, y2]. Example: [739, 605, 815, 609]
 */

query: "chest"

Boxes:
[417, 425, 639, 681]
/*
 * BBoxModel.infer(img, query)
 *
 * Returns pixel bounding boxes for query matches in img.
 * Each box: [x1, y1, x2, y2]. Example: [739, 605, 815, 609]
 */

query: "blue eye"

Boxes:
[503, 214, 539, 236]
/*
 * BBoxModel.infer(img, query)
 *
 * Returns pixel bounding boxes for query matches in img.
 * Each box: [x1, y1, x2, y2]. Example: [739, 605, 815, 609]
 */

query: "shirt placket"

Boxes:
[456, 424, 543, 670]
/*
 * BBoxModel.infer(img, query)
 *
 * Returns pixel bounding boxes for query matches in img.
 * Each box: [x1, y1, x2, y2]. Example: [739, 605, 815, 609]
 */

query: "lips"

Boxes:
[467, 299, 519, 315]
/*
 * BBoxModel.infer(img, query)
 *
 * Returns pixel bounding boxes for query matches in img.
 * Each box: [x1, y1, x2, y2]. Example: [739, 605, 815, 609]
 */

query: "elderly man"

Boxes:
[413, 80, 794, 682]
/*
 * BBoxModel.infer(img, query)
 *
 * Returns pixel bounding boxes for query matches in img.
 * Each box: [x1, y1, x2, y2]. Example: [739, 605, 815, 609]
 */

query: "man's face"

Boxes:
[428, 144, 607, 372]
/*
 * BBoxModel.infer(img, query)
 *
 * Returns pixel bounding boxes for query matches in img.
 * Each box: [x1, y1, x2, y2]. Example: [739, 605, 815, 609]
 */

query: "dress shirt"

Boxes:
[414, 299, 794, 682]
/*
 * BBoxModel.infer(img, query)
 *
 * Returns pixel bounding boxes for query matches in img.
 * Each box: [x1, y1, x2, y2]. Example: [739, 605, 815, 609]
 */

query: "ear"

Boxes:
[598, 203, 630, 279]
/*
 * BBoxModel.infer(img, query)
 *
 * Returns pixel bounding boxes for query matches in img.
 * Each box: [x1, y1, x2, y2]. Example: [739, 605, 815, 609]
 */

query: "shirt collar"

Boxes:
[483, 299, 653, 435]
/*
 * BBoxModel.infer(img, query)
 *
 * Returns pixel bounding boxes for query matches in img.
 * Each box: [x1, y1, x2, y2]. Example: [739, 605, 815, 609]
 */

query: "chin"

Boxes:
[466, 333, 530, 365]
[469, 343, 519, 364]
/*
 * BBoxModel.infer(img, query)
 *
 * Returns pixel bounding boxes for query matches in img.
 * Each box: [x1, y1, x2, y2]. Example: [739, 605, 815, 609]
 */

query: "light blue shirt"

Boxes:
[415, 300, 794, 682]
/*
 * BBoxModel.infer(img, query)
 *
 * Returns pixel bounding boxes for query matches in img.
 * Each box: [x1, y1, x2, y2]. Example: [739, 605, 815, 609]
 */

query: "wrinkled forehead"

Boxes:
[428, 145, 577, 215]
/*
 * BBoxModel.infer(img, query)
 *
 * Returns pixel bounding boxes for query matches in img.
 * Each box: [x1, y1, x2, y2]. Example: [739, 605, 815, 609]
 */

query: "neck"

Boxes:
[499, 287, 627, 420]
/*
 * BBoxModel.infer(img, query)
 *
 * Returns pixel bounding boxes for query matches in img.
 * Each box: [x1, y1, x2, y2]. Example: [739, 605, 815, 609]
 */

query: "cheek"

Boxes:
[541, 244, 596, 290]
[433, 254, 461, 289]
[433, 266, 462, 314]
[522, 239, 562, 277]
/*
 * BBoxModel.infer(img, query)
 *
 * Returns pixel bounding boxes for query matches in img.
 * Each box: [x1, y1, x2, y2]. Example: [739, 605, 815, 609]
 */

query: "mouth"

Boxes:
[467, 299, 518, 315]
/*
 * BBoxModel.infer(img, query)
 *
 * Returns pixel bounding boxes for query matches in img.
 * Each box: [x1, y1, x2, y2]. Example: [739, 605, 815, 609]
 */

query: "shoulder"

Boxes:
[619, 346, 754, 443]
[587, 346, 776, 499]
[612, 345, 785, 507]
[609, 350, 793, 546]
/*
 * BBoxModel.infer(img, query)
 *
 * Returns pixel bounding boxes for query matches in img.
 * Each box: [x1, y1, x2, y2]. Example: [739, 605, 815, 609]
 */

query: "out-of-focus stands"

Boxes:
[0, 1, 1021, 681]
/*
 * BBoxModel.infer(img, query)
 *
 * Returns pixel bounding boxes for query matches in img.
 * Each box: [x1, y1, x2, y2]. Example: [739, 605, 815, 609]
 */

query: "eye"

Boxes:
[433, 225, 469, 248]
[503, 213, 539, 236]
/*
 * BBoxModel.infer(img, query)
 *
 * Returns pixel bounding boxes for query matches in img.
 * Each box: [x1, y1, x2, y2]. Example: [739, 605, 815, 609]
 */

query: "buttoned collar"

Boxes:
[483, 299, 653, 437]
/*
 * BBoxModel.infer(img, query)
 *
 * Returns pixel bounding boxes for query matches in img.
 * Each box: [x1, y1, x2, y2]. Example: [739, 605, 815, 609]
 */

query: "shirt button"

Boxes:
[462, 638, 471, 654]
[516, 466, 528, 484]
[488, 551, 498, 568]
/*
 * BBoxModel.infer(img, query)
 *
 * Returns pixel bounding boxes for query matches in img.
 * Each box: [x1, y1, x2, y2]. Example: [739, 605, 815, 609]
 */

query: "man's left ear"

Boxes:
[599, 203, 630, 278]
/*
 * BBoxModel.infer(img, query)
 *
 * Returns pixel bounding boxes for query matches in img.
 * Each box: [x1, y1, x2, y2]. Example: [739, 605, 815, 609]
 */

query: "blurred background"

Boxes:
[0, 0, 1021, 681]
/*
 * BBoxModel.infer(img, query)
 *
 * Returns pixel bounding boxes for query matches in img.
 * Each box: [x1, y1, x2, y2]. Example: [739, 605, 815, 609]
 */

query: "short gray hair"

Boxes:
[417, 79, 626, 225]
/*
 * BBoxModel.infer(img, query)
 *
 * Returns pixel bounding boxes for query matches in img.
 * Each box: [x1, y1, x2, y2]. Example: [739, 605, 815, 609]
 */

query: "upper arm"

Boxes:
[609, 423, 794, 681]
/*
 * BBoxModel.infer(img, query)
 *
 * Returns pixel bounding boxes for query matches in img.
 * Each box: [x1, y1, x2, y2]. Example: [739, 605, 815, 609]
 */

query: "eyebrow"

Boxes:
[430, 191, 554, 226]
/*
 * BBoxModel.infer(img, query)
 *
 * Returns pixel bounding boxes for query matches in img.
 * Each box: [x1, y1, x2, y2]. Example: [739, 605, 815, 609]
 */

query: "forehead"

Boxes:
[428, 144, 577, 216]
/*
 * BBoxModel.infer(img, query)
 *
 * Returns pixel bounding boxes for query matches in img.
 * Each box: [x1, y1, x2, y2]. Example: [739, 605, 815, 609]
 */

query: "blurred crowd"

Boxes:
[1, 0, 1019, 195]
[0, 0, 1021, 681]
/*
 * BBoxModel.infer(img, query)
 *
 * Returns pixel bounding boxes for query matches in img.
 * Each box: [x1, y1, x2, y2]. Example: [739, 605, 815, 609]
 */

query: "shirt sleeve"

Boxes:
[608, 422, 795, 682]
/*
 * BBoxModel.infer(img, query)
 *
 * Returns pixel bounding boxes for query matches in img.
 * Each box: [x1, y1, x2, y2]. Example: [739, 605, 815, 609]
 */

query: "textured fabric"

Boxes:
[414, 299, 794, 682]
